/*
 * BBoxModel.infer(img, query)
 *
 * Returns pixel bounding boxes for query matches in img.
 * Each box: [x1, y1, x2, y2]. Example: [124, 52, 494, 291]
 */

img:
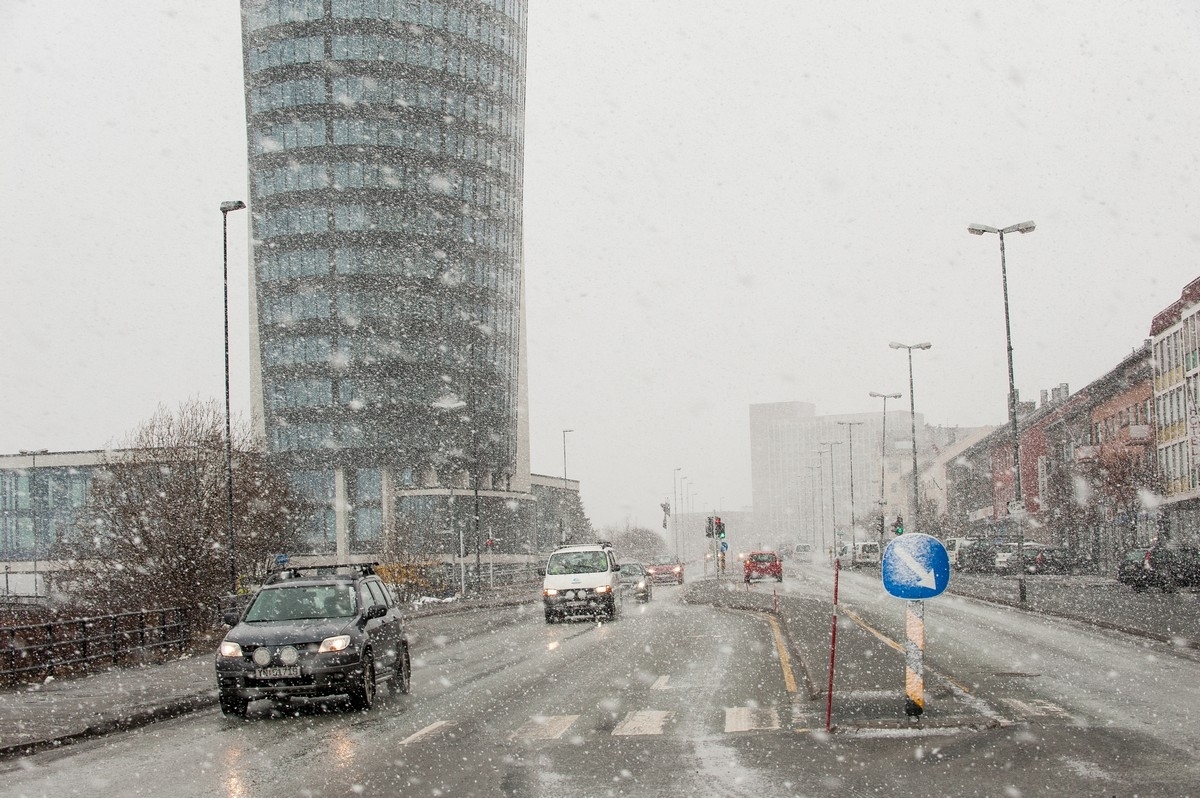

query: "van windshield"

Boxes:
[547, 551, 609, 575]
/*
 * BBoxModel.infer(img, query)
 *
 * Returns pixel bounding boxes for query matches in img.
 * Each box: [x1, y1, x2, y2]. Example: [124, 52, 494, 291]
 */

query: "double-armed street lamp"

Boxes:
[889, 342, 931, 533]
[220, 200, 246, 595]
[836, 421, 863, 537]
[969, 220, 1035, 600]
[673, 467, 682, 559]
[868, 392, 901, 543]
[819, 441, 842, 556]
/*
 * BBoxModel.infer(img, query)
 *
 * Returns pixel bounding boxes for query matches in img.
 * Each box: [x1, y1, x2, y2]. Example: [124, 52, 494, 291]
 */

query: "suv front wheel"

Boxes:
[219, 690, 248, 718]
[349, 651, 377, 711]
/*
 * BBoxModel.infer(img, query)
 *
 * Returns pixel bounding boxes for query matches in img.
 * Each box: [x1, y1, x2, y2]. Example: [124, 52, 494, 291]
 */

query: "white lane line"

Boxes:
[399, 720, 450, 745]
[510, 714, 579, 740]
[612, 710, 673, 736]
[724, 707, 781, 733]
[650, 675, 670, 690]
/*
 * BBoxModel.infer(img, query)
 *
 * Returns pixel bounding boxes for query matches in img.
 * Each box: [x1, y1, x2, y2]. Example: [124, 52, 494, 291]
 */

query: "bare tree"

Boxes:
[59, 400, 306, 619]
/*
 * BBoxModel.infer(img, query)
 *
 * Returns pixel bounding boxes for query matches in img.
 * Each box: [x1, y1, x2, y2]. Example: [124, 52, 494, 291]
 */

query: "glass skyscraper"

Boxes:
[239, 0, 531, 559]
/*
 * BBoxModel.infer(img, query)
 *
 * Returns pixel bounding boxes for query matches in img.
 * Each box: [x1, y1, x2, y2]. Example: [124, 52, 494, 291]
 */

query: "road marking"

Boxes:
[1001, 698, 1070, 718]
[511, 714, 579, 740]
[650, 675, 670, 690]
[612, 710, 672, 736]
[767, 616, 798, 694]
[399, 720, 450, 745]
[724, 707, 780, 733]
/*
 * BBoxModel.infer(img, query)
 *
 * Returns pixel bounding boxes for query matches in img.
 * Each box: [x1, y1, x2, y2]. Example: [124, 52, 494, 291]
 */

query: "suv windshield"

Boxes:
[547, 551, 609, 575]
[244, 584, 358, 622]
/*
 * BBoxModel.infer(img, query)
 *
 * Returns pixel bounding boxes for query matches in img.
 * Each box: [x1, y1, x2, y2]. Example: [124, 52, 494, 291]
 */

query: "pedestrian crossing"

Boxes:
[398, 695, 1071, 746]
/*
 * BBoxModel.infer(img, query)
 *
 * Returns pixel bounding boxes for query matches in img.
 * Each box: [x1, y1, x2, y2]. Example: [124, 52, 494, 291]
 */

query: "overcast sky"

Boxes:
[3, 2, 1199, 532]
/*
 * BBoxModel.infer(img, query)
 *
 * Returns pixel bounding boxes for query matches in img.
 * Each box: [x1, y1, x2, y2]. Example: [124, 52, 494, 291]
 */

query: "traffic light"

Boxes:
[705, 516, 714, 538]
[892, 515, 904, 535]
[715, 517, 726, 539]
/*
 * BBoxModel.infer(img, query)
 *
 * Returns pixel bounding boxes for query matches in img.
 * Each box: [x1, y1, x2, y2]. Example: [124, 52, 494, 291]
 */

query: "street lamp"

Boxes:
[673, 467, 682, 560]
[969, 219, 1035, 600]
[220, 199, 246, 595]
[560, 429, 574, 545]
[837, 421, 863, 539]
[819, 441, 842, 556]
[889, 342, 932, 533]
[868, 392, 901, 547]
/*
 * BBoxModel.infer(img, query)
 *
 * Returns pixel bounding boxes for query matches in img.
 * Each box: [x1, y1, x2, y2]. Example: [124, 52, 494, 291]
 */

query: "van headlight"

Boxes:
[594, 585, 612, 594]
[544, 588, 559, 597]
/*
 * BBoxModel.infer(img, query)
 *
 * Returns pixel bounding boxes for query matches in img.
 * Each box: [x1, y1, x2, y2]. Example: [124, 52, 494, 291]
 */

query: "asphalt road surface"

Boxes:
[2, 564, 1198, 797]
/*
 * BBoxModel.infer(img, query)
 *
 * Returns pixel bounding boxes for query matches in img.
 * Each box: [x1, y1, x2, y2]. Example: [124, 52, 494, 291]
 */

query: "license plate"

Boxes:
[254, 666, 300, 679]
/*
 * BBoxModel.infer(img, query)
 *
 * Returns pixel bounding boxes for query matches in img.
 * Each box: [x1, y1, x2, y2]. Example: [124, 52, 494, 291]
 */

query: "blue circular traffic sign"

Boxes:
[881, 534, 950, 600]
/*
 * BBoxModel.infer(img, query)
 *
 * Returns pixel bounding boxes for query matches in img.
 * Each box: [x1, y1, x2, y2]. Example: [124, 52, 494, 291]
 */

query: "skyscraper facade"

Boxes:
[239, 0, 531, 558]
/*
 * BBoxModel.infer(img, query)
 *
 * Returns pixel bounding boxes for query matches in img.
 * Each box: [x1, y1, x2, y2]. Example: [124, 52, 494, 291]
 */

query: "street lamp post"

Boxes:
[820, 441, 842, 558]
[220, 199, 246, 595]
[889, 342, 932, 534]
[837, 421, 863, 540]
[869, 392, 901, 546]
[969, 220, 1035, 601]
[561, 429, 574, 545]
[673, 467, 682, 560]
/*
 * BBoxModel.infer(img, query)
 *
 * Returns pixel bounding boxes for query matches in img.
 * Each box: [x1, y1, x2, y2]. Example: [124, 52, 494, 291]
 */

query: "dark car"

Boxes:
[1142, 542, 1200, 592]
[618, 562, 653, 603]
[215, 563, 410, 718]
[958, 539, 999, 573]
[1117, 547, 1154, 591]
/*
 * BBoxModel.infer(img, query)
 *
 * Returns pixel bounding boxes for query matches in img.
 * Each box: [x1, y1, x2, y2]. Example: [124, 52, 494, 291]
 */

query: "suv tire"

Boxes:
[349, 651, 377, 711]
[389, 645, 412, 696]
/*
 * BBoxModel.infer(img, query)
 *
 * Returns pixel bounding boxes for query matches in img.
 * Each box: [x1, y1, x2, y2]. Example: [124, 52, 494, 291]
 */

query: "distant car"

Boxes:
[215, 563, 411, 718]
[618, 562, 653, 603]
[744, 550, 783, 583]
[645, 554, 685, 585]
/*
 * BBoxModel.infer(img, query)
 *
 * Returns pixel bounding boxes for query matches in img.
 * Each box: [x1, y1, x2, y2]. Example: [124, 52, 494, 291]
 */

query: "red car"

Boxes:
[645, 555, 685, 585]
[743, 550, 783, 583]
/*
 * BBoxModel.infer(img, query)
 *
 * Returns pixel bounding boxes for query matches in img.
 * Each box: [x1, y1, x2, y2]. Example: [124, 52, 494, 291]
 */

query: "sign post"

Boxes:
[881, 533, 950, 717]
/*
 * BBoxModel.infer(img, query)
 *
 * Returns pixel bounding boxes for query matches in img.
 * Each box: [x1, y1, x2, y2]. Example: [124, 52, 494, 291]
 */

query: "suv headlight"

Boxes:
[319, 635, 352, 653]
[219, 641, 243, 658]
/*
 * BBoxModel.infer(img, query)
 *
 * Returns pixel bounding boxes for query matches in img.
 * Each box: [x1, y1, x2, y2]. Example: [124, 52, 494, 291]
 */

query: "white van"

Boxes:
[853, 542, 881, 567]
[944, 537, 975, 569]
[542, 542, 623, 623]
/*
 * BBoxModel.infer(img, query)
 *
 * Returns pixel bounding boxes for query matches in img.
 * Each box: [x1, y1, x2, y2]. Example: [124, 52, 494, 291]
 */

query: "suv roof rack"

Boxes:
[265, 562, 379, 584]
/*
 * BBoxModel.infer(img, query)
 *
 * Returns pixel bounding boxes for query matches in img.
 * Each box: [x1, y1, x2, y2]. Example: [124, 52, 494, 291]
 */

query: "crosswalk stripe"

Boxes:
[724, 707, 781, 733]
[650, 675, 670, 690]
[612, 710, 672, 736]
[510, 714, 579, 740]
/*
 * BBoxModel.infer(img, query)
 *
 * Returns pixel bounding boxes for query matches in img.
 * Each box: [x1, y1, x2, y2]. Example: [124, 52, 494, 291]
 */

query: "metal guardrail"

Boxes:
[2, 608, 192, 686]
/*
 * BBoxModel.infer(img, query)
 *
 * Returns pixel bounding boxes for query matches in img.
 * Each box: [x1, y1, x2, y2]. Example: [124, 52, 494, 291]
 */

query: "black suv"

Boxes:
[215, 563, 410, 717]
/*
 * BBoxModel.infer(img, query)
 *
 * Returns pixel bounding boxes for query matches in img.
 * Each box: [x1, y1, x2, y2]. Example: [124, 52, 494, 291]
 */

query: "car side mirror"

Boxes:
[536, 567, 546, 577]
[365, 604, 387, 620]
[222, 610, 241, 626]
[615, 564, 623, 573]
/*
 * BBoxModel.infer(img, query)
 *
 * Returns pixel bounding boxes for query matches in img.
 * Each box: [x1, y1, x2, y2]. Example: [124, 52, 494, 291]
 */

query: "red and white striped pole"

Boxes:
[904, 599, 925, 716]
[825, 556, 840, 732]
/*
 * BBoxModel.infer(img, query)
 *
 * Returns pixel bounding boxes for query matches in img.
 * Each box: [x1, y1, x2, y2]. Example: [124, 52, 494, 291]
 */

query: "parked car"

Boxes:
[645, 554, 685, 585]
[215, 563, 411, 718]
[743, 550, 783, 583]
[957, 539, 999, 573]
[1142, 541, 1200, 592]
[618, 561, 653, 603]
[1117, 547, 1154, 591]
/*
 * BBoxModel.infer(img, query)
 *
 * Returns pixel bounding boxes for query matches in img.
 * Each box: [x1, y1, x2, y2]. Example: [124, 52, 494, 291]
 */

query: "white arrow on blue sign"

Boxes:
[881, 533, 950, 600]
